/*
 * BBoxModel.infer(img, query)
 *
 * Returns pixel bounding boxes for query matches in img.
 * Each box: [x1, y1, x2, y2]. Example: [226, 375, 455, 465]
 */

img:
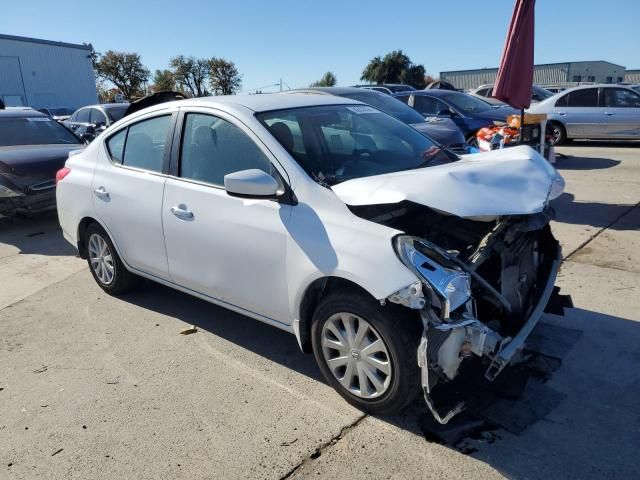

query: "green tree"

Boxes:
[208, 58, 242, 95]
[170, 55, 210, 97]
[152, 69, 176, 92]
[310, 71, 337, 87]
[95, 50, 150, 100]
[360, 50, 427, 89]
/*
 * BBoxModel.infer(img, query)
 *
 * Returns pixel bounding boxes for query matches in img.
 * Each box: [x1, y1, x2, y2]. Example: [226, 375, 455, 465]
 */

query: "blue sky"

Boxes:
[2, 0, 639, 92]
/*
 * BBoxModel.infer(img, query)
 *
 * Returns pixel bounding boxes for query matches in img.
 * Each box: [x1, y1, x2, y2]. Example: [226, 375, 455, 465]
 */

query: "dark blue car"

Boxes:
[393, 90, 518, 144]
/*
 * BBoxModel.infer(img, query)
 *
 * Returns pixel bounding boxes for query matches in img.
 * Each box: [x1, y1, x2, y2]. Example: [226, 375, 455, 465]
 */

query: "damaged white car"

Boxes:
[56, 94, 565, 420]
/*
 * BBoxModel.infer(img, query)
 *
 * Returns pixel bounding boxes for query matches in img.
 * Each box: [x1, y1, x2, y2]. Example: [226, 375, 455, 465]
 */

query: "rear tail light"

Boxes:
[55, 167, 71, 185]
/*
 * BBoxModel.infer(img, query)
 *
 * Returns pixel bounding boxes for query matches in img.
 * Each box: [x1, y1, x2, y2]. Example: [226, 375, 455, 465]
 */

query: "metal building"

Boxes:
[0, 34, 98, 109]
[624, 69, 640, 84]
[440, 61, 627, 90]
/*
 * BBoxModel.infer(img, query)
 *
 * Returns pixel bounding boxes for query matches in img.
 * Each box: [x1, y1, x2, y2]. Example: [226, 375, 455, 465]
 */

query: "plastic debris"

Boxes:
[180, 325, 198, 335]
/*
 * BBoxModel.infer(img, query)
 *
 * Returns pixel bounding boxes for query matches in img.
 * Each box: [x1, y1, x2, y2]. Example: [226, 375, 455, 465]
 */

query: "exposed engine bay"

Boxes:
[351, 200, 562, 423]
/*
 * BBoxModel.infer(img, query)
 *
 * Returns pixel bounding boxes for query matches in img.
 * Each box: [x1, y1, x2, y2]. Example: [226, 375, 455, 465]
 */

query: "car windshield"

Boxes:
[257, 104, 456, 186]
[0, 116, 81, 146]
[339, 91, 426, 124]
[106, 106, 128, 122]
[440, 92, 492, 113]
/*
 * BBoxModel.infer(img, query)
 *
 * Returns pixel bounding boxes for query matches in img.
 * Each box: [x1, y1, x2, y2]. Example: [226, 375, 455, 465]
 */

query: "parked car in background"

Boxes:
[353, 84, 416, 95]
[527, 84, 640, 144]
[284, 87, 468, 153]
[0, 107, 83, 216]
[394, 90, 518, 144]
[64, 103, 129, 142]
[469, 84, 553, 105]
[36, 107, 75, 122]
[57, 93, 565, 421]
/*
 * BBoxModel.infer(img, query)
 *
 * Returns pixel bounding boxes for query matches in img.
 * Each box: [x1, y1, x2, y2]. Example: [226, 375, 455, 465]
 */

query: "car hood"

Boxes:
[0, 144, 83, 177]
[331, 146, 565, 219]
[410, 118, 465, 145]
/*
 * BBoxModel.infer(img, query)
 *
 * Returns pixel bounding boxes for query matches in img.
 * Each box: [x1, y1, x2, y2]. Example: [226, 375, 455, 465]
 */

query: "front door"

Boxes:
[600, 87, 640, 138]
[558, 87, 602, 138]
[162, 110, 291, 323]
[92, 113, 175, 279]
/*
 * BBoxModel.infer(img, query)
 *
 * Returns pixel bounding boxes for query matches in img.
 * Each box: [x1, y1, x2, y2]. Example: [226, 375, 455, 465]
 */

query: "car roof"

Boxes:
[164, 93, 362, 113]
[0, 108, 48, 118]
[393, 89, 453, 97]
[75, 103, 129, 110]
[285, 86, 381, 97]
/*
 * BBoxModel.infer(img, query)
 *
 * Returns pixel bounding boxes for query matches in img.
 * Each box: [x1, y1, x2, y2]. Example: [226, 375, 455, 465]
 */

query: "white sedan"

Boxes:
[56, 94, 565, 421]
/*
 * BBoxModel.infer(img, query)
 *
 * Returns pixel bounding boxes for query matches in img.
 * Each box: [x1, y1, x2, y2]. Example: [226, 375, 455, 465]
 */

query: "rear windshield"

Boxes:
[0, 116, 81, 146]
[106, 106, 128, 122]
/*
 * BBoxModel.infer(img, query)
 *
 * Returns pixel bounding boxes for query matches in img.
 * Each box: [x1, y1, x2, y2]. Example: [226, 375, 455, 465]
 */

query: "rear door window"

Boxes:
[566, 89, 598, 107]
[105, 115, 172, 172]
[602, 88, 640, 108]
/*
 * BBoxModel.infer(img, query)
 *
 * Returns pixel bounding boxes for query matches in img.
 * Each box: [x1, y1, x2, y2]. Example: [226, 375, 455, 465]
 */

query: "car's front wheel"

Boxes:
[85, 223, 136, 295]
[311, 290, 421, 415]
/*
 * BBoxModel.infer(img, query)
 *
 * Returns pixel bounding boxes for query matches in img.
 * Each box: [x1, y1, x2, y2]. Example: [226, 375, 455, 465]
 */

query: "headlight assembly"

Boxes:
[394, 235, 471, 318]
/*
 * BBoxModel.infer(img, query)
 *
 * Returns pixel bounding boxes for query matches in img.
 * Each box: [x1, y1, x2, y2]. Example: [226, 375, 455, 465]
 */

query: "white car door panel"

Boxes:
[601, 87, 640, 138]
[92, 114, 174, 279]
[162, 110, 292, 323]
[163, 181, 291, 321]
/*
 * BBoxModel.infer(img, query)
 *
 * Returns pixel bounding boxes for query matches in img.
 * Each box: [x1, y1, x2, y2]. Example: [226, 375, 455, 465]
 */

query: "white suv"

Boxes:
[56, 94, 565, 420]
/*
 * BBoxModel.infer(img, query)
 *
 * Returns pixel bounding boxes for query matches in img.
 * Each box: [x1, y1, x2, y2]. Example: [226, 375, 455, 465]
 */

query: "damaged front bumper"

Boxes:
[390, 229, 562, 424]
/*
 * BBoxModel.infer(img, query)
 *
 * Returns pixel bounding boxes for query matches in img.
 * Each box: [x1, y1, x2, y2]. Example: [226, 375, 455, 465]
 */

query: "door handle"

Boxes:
[604, 112, 614, 116]
[557, 111, 567, 116]
[171, 205, 194, 220]
[93, 186, 109, 199]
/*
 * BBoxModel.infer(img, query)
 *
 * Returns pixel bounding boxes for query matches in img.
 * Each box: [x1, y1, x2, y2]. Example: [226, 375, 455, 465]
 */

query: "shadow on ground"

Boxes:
[0, 213, 76, 257]
[121, 279, 640, 479]
[551, 193, 638, 230]
[554, 155, 620, 170]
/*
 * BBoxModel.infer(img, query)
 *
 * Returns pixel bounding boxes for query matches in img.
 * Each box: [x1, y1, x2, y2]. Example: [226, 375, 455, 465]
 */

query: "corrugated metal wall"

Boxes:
[0, 37, 98, 109]
[625, 70, 640, 83]
[441, 65, 570, 90]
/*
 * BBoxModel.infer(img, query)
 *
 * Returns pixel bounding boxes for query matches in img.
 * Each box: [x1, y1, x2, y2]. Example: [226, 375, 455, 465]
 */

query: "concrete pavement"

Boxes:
[1, 143, 639, 479]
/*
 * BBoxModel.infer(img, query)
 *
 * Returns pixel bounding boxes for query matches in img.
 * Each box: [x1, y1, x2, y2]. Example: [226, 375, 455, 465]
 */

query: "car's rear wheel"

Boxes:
[311, 290, 421, 415]
[85, 223, 136, 295]
[547, 121, 567, 145]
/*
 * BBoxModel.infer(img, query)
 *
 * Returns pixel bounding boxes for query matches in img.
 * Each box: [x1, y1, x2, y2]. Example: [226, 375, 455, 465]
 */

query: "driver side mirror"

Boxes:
[224, 169, 279, 199]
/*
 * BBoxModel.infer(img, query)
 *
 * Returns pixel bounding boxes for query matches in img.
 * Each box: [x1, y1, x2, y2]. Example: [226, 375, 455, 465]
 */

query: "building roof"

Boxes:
[0, 33, 92, 51]
[441, 60, 626, 75]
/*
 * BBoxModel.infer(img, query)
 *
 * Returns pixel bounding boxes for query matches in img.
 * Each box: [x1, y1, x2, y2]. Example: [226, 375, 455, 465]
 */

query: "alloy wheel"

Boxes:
[320, 312, 392, 399]
[88, 233, 115, 285]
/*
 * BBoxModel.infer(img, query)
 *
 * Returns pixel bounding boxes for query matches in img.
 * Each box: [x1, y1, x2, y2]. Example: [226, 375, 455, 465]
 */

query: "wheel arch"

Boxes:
[294, 276, 379, 354]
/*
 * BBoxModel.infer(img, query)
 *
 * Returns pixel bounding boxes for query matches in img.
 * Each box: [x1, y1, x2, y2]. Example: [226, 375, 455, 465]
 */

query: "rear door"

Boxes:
[600, 87, 640, 138]
[556, 88, 601, 138]
[92, 111, 176, 279]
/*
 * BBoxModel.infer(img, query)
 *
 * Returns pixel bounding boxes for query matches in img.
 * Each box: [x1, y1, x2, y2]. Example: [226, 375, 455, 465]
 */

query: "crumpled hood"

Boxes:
[331, 146, 565, 219]
[410, 118, 465, 146]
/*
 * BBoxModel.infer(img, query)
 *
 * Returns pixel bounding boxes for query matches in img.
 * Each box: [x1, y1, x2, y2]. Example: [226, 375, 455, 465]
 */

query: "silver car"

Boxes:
[528, 84, 640, 144]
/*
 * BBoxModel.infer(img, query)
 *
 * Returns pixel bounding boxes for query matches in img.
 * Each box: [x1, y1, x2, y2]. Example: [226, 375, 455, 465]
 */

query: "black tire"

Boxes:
[547, 121, 567, 145]
[84, 222, 136, 295]
[311, 290, 421, 415]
